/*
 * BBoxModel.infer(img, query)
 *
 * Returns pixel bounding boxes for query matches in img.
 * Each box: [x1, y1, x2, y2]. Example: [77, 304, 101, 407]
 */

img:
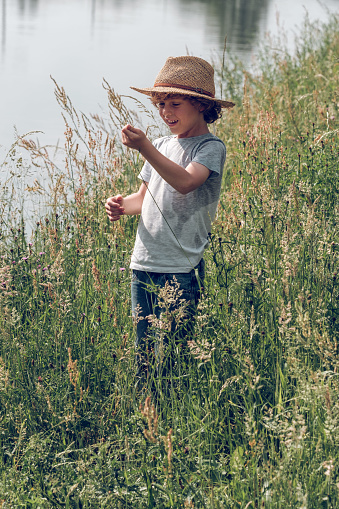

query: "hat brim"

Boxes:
[130, 86, 235, 109]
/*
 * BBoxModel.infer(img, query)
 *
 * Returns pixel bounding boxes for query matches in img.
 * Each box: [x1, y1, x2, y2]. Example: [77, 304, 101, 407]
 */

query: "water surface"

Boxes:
[1, 0, 339, 157]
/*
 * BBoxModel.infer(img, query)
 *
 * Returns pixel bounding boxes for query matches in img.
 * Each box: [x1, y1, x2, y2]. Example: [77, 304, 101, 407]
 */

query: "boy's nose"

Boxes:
[162, 104, 173, 116]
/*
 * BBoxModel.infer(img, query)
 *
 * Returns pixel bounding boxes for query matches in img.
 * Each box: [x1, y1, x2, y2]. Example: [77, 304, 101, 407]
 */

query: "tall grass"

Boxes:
[0, 14, 338, 508]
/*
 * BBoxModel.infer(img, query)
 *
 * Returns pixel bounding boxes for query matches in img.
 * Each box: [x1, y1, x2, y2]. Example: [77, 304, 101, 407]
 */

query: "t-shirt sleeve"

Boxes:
[138, 138, 164, 182]
[138, 161, 152, 182]
[191, 139, 226, 177]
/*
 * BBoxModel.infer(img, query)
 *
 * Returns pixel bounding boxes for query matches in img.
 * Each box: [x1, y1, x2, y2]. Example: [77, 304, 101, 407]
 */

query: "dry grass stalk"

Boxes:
[67, 347, 79, 389]
[163, 428, 173, 478]
[91, 259, 102, 293]
[0, 357, 9, 390]
[140, 396, 158, 443]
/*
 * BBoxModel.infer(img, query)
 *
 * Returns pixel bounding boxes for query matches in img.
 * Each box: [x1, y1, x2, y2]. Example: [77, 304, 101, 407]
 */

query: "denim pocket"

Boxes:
[131, 271, 138, 283]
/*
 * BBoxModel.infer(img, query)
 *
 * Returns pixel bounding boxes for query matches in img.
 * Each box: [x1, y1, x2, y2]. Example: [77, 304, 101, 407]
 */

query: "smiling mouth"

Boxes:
[166, 119, 178, 126]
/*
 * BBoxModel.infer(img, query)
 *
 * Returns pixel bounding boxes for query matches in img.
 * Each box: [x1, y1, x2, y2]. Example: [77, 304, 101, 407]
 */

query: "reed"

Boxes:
[0, 14, 338, 508]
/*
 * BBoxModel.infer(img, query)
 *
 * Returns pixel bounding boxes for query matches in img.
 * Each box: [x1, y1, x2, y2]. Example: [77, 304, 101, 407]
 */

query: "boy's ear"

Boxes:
[193, 101, 205, 113]
[188, 96, 207, 114]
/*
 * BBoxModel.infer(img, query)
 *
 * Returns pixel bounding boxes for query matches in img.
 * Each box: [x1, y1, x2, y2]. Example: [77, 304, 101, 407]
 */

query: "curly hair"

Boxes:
[150, 93, 222, 124]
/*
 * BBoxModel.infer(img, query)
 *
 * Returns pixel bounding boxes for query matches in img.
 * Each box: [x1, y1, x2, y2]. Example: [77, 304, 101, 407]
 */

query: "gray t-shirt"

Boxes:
[130, 133, 226, 273]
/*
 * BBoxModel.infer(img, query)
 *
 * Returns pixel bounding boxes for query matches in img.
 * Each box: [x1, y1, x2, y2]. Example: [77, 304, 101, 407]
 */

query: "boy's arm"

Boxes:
[105, 182, 148, 222]
[121, 125, 211, 195]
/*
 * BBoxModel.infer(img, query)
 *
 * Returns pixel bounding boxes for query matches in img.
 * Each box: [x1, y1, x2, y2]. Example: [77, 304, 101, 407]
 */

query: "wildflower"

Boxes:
[22, 256, 28, 261]
[119, 267, 125, 271]
[39, 252, 45, 256]
[37, 264, 41, 269]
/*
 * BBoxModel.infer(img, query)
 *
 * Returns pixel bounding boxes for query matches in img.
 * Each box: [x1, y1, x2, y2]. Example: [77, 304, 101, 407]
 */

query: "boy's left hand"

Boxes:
[121, 124, 147, 152]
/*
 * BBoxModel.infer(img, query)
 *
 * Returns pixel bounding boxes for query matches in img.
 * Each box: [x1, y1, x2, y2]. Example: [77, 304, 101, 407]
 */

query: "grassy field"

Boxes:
[0, 14, 338, 508]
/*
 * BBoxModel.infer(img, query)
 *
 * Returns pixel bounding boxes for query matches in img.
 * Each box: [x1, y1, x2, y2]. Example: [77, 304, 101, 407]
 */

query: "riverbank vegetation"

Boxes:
[0, 14, 338, 508]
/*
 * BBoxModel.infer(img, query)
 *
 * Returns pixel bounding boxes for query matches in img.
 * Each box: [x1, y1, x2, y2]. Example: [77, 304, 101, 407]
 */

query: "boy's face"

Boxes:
[156, 96, 209, 139]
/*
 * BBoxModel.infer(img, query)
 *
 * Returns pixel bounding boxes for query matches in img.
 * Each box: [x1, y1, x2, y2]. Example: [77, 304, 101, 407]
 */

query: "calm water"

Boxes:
[1, 0, 339, 157]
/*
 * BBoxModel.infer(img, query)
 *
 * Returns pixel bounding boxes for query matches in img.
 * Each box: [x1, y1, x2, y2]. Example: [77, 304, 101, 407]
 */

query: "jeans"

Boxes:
[131, 259, 205, 374]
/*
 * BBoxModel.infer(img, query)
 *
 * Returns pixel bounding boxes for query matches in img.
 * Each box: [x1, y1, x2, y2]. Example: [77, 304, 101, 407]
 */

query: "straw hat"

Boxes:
[131, 56, 235, 109]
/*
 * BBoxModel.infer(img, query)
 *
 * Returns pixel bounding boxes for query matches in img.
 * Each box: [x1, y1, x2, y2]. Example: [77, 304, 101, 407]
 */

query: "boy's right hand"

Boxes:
[105, 194, 125, 222]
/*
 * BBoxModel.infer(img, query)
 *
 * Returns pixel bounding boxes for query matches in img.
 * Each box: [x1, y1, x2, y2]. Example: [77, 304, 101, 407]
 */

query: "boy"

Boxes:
[105, 56, 234, 374]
